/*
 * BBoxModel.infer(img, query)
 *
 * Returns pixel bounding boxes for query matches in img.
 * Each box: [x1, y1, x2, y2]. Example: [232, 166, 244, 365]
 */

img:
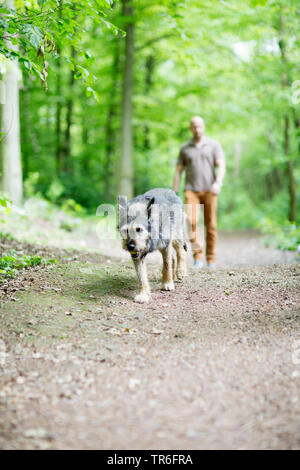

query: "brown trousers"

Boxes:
[184, 190, 217, 263]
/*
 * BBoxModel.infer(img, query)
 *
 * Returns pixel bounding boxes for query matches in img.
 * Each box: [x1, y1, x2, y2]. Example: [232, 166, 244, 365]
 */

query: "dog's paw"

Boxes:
[162, 281, 175, 291]
[134, 292, 150, 303]
[176, 268, 187, 281]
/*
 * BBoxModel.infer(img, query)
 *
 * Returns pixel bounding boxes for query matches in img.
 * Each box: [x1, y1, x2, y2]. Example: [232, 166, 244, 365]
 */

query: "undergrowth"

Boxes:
[0, 250, 58, 280]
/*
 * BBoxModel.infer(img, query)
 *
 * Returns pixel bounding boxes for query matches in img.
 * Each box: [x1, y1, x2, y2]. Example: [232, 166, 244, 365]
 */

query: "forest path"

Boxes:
[95, 230, 297, 267]
[0, 233, 300, 450]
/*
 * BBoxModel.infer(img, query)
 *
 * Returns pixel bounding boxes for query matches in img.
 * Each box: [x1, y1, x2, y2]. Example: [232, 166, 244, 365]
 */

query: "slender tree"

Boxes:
[278, 12, 297, 222]
[1, 0, 23, 205]
[105, 39, 121, 201]
[143, 54, 155, 150]
[63, 46, 76, 172]
[117, 0, 135, 199]
[55, 51, 63, 175]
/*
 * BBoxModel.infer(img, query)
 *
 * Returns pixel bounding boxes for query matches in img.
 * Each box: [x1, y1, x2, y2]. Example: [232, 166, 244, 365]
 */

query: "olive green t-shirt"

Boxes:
[177, 136, 225, 192]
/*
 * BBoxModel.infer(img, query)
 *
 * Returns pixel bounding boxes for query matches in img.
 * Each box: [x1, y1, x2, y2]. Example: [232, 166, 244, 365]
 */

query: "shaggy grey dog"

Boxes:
[118, 188, 187, 303]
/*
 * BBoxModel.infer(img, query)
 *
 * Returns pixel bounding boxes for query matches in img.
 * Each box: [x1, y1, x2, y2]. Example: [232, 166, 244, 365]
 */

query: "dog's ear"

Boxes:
[118, 195, 127, 210]
[146, 196, 155, 215]
[118, 195, 127, 229]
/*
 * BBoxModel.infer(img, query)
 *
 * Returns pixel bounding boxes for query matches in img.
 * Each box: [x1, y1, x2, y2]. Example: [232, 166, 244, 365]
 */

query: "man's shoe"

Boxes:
[207, 263, 216, 269]
[193, 259, 204, 268]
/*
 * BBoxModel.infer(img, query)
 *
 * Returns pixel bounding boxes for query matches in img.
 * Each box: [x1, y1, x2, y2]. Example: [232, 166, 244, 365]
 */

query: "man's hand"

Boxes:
[210, 182, 221, 195]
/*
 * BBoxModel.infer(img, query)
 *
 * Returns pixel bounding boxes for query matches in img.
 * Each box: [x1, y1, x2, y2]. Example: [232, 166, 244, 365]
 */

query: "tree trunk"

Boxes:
[1, 0, 23, 205]
[105, 39, 120, 202]
[56, 52, 63, 175]
[0, 74, 3, 191]
[55, 1, 64, 175]
[228, 142, 242, 212]
[63, 46, 76, 173]
[284, 115, 297, 222]
[278, 13, 297, 222]
[144, 54, 155, 150]
[294, 115, 300, 153]
[117, 0, 134, 200]
[20, 73, 30, 180]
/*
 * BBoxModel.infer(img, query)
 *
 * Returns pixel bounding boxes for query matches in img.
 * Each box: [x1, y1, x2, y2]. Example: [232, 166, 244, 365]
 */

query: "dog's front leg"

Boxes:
[133, 258, 151, 303]
[174, 240, 187, 280]
[161, 243, 175, 291]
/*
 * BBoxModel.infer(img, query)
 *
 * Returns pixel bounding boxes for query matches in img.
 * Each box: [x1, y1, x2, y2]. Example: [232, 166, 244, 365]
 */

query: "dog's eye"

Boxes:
[136, 227, 142, 233]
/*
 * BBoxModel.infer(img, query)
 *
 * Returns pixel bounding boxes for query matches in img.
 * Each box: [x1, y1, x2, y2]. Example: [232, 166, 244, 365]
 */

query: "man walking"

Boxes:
[173, 116, 225, 268]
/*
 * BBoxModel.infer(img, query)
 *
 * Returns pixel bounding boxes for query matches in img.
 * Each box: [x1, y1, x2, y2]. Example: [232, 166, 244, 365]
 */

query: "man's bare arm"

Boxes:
[211, 158, 226, 194]
[215, 158, 226, 186]
[173, 165, 184, 193]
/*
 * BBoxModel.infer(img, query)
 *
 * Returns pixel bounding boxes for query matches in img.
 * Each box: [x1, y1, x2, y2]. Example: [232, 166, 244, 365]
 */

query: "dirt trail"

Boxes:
[102, 230, 297, 267]
[0, 232, 299, 449]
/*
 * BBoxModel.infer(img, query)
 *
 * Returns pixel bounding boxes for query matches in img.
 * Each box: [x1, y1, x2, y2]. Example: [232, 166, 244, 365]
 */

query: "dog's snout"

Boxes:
[127, 240, 136, 251]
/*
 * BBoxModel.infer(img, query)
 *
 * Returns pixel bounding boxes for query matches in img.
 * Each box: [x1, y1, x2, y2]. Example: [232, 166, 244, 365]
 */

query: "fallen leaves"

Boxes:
[40, 286, 61, 292]
[125, 328, 138, 335]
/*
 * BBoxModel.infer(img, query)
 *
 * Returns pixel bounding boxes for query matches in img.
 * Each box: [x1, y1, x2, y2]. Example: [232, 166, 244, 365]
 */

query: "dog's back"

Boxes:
[129, 188, 182, 209]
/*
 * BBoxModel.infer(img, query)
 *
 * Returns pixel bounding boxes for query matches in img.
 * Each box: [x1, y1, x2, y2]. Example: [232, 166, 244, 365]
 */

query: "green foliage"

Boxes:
[0, 194, 12, 223]
[0, 231, 14, 241]
[21, 196, 84, 230]
[24, 172, 40, 198]
[2, 0, 300, 246]
[61, 199, 85, 215]
[0, 251, 59, 280]
[46, 180, 65, 203]
[218, 188, 262, 230]
[0, 194, 11, 209]
[0, 0, 120, 92]
[259, 218, 300, 251]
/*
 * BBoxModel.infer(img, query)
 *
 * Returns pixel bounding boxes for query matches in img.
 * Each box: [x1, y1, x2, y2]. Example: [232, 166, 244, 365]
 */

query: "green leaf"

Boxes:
[21, 24, 43, 50]
[76, 65, 90, 78]
[86, 86, 100, 102]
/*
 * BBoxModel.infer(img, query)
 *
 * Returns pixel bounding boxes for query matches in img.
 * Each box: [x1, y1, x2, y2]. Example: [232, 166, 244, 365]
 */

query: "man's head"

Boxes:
[190, 116, 205, 140]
